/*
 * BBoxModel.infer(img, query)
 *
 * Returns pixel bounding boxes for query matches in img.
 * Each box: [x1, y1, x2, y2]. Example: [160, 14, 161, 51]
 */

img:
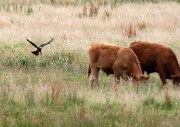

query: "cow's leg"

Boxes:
[89, 72, 94, 87]
[114, 75, 120, 84]
[156, 66, 167, 86]
[114, 73, 120, 98]
[90, 66, 100, 88]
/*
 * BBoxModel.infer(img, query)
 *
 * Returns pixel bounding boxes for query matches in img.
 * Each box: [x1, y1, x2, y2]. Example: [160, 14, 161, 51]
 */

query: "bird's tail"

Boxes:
[31, 50, 39, 56]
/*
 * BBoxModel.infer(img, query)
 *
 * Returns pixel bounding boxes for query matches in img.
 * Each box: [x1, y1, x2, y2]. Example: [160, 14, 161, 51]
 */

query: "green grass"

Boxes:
[0, 1, 180, 127]
[0, 50, 87, 72]
[0, 48, 179, 127]
[0, 67, 180, 127]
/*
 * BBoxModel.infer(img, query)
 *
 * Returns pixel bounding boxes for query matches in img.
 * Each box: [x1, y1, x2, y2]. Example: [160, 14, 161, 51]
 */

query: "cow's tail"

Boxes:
[88, 65, 91, 77]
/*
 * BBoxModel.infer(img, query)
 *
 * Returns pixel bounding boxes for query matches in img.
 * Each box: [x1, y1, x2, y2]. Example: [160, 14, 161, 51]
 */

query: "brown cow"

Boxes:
[88, 42, 149, 87]
[130, 41, 180, 87]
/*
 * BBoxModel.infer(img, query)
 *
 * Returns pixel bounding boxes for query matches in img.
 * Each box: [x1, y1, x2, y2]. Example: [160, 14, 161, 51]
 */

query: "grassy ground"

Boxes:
[0, 1, 180, 127]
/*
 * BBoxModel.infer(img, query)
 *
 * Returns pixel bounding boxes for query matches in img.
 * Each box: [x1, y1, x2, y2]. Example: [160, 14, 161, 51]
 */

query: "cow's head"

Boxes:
[170, 75, 180, 87]
[131, 73, 149, 84]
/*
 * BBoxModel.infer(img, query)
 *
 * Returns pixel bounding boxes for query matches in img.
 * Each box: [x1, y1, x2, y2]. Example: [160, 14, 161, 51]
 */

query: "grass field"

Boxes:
[0, 1, 180, 127]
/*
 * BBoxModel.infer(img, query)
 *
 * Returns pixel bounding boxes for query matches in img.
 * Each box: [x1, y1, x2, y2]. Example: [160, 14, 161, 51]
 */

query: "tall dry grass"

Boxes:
[0, 2, 180, 126]
[0, 3, 180, 53]
[0, 1, 180, 101]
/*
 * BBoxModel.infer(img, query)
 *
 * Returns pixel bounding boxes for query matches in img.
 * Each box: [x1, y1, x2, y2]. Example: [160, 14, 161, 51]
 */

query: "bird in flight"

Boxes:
[26, 38, 54, 56]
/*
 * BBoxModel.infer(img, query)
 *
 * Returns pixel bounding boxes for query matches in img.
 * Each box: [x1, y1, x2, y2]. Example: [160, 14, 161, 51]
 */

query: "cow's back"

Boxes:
[88, 42, 121, 75]
[130, 41, 179, 75]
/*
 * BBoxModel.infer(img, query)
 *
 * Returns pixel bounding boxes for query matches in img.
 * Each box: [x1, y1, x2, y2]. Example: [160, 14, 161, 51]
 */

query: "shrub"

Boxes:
[16, 55, 35, 67]
[36, 58, 51, 68]
[1, 57, 14, 67]
[54, 52, 75, 67]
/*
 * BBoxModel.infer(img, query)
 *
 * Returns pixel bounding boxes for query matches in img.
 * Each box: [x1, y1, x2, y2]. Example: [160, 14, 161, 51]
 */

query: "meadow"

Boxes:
[0, 0, 180, 126]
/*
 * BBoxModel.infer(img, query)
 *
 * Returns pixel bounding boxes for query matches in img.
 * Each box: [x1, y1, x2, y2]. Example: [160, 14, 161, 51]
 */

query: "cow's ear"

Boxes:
[170, 75, 180, 79]
[170, 75, 176, 79]
[131, 73, 138, 80]
[140, 75, 149, 81]
[145, 76, 150, 80]
[131, 73, 135, 78]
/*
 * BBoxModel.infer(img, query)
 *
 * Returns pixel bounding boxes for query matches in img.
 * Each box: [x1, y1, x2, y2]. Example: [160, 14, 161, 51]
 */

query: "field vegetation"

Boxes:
[0, 0, 180, 126]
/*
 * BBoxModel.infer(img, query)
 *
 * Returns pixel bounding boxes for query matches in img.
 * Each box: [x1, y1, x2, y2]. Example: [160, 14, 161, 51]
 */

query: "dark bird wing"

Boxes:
[39, 38, 54, 48]
[26, 39, 39, 49]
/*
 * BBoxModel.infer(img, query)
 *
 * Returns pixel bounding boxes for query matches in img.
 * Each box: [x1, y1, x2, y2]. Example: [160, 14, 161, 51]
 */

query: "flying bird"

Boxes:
[26, 38, 54, 56]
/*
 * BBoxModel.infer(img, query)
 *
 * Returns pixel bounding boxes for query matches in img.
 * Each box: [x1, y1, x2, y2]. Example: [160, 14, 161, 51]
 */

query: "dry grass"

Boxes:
[0, 3, 180, 53]
[0, 2, 180, 99]
[0, 2, 180, 126]
[1, 68, 179, 106]
[0, 1, 180, 97]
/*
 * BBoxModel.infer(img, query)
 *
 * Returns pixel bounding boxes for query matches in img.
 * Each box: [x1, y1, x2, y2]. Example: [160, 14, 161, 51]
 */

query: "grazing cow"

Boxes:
[130, 41, 180, 87]
[88, 42, 149, 87]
